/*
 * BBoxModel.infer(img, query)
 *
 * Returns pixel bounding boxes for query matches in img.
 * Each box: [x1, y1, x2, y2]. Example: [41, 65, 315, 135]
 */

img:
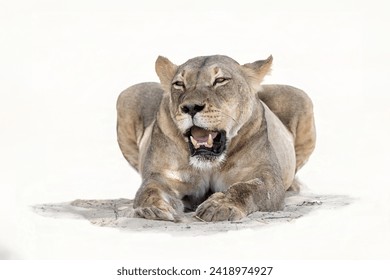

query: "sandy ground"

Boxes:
[33, 193, 351, 235]
[1, 0, 390, 260]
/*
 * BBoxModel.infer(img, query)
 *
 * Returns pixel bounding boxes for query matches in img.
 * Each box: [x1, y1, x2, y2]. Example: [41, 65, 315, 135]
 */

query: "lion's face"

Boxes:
[155, 55, 272, 169]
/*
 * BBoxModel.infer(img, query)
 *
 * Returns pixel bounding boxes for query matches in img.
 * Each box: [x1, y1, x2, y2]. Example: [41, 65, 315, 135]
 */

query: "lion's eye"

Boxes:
[172, 81, 185, 89]
[213, 77, 229, 86]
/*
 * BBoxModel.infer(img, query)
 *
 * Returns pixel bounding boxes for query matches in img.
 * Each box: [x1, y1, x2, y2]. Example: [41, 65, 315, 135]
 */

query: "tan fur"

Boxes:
[116, 55, 316, 222]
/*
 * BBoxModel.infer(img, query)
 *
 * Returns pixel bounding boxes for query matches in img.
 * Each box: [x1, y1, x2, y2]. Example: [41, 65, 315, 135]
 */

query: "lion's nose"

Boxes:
[181, 103, 205, 117]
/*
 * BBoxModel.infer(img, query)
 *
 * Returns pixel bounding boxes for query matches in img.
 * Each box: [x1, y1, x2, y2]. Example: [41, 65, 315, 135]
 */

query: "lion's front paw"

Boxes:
[195, 192, 246, 222]
[134, 200, 180, 222]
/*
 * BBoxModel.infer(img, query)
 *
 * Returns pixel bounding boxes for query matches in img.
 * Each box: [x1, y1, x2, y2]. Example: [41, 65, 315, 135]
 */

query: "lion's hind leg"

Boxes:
[287, 177, 302, 192]
[258, 85, 316, 173]
[116, 82, 164, 172]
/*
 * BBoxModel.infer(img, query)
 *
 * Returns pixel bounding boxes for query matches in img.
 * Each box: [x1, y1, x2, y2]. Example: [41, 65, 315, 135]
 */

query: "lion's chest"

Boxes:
[164, 169, 229, 199]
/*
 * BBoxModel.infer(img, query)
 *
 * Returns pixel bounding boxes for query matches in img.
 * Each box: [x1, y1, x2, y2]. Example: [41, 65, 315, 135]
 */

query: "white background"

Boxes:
[0, 0, 389, 260]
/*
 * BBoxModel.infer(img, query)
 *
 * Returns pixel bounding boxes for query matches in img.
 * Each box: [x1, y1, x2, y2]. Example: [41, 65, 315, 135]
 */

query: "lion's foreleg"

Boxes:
[195, 176, 285, 222]
[133, 179, 184, 222]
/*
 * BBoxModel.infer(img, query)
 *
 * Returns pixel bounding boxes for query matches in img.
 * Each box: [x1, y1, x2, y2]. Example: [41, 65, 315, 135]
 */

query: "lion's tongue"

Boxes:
[190, 127, 218, 149]
[191, 127, 217, 142]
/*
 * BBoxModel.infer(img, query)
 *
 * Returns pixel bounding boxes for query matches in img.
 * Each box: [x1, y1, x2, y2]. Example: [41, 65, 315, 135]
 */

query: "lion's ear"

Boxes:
[242, 55, 273, 92]
[155, 56, 178, 92]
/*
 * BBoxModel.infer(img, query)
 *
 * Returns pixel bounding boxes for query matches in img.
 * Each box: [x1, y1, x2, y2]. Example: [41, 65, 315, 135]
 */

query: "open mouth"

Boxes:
[185, 126, 227, 159]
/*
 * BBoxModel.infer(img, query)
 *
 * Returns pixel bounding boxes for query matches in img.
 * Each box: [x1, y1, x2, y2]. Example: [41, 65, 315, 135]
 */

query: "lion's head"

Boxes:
[155, 55, 273, 169]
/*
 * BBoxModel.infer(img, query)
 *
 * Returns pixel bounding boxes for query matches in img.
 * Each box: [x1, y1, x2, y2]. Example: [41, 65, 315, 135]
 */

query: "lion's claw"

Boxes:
[134, 206, 176, 221]
[195, 193, 246, 222]
[133, 199, 182, 222]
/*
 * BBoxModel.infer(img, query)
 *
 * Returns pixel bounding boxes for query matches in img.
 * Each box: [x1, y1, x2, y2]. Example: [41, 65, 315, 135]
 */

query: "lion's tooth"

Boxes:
[190, 136, 200, 149]
[206, 134, 213, 148]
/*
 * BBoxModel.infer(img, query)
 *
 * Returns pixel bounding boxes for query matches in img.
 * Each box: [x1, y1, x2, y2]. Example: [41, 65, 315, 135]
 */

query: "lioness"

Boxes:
[117, 55, 316, 222]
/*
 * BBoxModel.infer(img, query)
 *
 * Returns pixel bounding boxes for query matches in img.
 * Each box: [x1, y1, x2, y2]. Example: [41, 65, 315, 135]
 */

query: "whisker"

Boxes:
[219, 111, 239, 125]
